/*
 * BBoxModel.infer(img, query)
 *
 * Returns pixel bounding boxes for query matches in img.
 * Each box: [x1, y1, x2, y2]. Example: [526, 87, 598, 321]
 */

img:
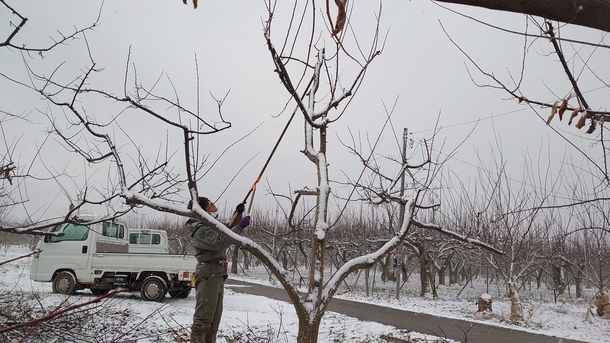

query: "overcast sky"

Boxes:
[1, 0, 608, 224]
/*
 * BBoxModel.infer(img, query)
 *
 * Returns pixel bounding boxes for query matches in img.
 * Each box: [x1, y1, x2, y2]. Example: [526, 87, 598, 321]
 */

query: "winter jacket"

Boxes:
[187, 213, 244, 263]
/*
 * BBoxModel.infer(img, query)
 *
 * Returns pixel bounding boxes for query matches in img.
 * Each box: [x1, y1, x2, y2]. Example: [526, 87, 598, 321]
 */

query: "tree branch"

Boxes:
[434, 0, 610, 33]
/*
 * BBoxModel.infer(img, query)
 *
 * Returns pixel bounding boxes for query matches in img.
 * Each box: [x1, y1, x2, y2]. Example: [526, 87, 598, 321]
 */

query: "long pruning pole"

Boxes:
[228, 77, 314, 227]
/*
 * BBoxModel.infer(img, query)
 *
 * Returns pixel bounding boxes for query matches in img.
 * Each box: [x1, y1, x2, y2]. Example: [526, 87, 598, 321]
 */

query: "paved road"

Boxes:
[225, 279, 586, 343]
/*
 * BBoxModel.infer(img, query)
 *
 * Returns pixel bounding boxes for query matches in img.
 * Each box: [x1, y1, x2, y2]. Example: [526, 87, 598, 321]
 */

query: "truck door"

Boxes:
[35, 223, 93, 282]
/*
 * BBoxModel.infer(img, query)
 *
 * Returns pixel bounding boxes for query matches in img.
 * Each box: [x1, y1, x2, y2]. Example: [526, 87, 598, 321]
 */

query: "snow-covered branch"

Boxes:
[411, 218, 503, 254]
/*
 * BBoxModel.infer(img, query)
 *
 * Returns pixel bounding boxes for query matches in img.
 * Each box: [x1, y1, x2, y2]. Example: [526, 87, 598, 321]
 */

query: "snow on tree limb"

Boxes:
[411, 218, 504, 254]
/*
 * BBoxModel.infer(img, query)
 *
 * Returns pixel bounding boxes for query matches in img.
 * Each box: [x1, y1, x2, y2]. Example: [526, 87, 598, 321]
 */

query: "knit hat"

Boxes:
[187, 196, 209, 210]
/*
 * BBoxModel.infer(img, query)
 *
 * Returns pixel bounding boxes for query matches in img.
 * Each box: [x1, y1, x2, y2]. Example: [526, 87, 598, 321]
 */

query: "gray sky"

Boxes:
[1, 0, 608, 223]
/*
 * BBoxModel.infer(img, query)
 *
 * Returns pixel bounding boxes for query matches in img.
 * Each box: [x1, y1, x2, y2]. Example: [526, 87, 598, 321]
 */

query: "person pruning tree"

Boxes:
[183, 74, 309, 343]
[187, 196, 250, 343]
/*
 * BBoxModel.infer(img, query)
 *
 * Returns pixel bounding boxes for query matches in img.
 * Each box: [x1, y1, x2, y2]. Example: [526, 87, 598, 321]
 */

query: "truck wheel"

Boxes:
[52, 271, 77, 295]
[169, 287, 191, 298]
[140, 276, 167, 302]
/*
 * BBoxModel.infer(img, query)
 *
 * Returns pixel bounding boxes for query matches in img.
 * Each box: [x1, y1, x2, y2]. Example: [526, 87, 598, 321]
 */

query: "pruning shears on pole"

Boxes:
[228, 77, 313, 227]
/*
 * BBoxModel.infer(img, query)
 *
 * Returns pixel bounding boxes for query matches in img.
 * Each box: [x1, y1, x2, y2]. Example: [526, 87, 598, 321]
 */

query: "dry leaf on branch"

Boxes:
[546, 102, 558, 125]
[182, 0, 198, 9]
[568, 108, 580, 125]
[331, 0, 347, 37]
[558, 99, 568, 121]
[2, 166, 15, 185]
[586, 121, 596, 134]
[518, 96, 528, 103]
[575, 114, 588, 129]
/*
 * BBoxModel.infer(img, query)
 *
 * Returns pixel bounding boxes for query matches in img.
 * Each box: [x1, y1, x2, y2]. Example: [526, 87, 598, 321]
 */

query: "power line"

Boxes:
[410, 107, 528, 135]
[410, 85, 609, 135]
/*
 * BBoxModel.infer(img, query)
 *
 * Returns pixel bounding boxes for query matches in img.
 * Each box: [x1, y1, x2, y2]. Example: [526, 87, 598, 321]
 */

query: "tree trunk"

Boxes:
[551, 264, 565, 296]
[428, 269, 438, 299]
[230, 246, 239, 274]
[420, 258, 429, 297]
[460, 266, 470, 284]
[298, 241, 309, 268]
[535, 268, 543, 289]
[595, 288, 610, 318]
[575, 267, 584, 299]
[508, 282, 523, 322]
[438, 257, 450, 286]
[380, 254, 391, 282]
[449, 260, 459, 285]
[282, 249, 289, 270]
[243, 250, 250, 270]
[417, 244, 429, 297]
[438, 266, 445, 286]
[297, 316, 322, 343]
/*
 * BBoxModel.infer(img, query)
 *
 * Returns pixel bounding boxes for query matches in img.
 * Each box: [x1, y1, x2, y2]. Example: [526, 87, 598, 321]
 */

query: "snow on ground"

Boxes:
[1, 244, 608, 342]
[232, 269, 610, 343]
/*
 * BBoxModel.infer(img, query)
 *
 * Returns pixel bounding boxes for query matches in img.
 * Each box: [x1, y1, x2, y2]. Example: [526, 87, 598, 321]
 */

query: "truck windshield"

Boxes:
[49, 223, 89, 242]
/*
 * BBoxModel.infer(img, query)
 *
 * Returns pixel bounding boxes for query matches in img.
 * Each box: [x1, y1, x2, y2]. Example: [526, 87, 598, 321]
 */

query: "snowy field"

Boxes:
[1, 244, 608, 342]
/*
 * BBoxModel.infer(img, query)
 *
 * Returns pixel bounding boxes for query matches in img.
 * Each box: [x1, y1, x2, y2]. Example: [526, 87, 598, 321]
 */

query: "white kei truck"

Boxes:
[30, 218, 197, 302]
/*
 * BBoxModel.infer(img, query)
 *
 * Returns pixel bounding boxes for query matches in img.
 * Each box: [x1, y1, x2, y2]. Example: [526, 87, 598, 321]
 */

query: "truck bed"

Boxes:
[91, 252, 197, 278]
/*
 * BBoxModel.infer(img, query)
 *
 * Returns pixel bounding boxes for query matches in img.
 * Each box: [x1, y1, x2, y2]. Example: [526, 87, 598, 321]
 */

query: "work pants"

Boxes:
[191, 275, 224, 343]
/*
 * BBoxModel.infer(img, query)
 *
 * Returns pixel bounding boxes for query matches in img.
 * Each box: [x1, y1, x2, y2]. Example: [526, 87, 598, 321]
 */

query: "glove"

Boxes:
[238, 216, 250, 229]
[236, 203, 246, 214]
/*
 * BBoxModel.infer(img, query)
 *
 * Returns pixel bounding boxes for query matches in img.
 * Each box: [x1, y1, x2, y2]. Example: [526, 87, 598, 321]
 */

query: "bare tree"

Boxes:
[255, 1, 501, 340]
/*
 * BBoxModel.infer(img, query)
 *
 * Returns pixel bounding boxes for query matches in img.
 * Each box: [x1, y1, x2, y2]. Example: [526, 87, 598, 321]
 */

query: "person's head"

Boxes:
[188, 196, 218, 213]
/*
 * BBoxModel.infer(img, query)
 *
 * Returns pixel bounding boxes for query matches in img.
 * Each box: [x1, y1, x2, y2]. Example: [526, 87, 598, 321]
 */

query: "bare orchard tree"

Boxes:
[256, 1, 458, 340]
[256, 2, 500, 340]
[567, 200, 610, 314]
[250, 1, 399, 340]
[446, 141, 570, 322]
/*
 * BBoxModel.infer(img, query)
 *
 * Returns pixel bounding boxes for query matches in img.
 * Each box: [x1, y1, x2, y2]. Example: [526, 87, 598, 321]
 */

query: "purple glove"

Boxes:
[238, 216, 250, 229]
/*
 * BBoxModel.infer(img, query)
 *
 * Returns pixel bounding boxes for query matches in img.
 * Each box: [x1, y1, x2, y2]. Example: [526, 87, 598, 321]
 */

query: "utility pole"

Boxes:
[363, 224, 369, 297]
[396, 128, 408, 300]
